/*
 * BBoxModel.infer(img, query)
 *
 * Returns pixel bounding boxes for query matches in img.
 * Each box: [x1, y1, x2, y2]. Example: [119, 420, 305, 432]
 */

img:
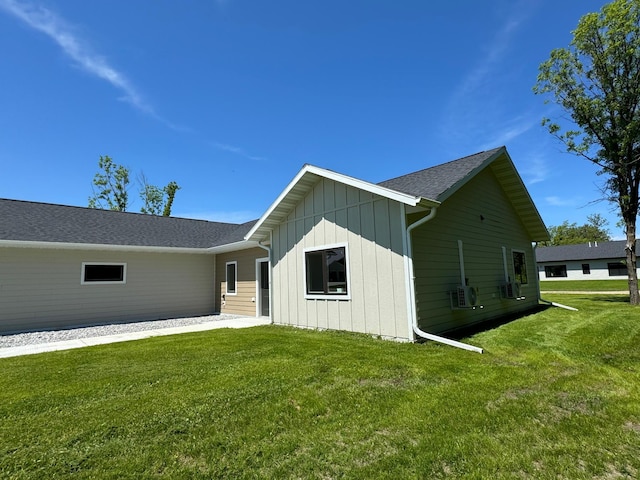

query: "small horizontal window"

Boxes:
[608, 262, 626, 276]
[544, 265, 567, 278]
[82, 263, 126, 284]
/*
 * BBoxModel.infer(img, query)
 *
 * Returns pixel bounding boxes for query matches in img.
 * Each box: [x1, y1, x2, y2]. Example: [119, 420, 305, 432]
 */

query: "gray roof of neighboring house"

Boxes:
[378, 147, 502, 201]
[0, 198, 256, 249]
[535, 240, 635, 262]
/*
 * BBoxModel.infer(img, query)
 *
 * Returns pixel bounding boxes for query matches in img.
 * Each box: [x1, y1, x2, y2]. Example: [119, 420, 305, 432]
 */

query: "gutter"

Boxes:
[403, 206, 484, 353]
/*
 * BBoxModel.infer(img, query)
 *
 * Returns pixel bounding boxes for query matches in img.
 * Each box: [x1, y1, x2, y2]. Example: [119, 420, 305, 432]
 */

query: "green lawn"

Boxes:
[540, 279, 629, 291]
[2, 296, 640, 479]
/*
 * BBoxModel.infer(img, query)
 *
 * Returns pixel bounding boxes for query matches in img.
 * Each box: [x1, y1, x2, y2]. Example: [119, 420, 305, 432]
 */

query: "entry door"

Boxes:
[258, 260, 270, 317]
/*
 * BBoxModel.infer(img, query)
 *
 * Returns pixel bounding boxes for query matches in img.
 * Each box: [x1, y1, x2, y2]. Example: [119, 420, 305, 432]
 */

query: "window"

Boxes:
[82, 263, 126, 284]
[582, 264, 591, 275]
[608, 262, 627, 276]
[304, 244, 349, 298]
[512, 250, 528, 284]
[226, 261, 237, 295]
[544, 265, 567, 278]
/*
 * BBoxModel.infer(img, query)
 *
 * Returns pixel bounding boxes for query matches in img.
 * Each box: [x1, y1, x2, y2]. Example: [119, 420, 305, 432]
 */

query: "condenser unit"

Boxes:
[501, 282, 523, 300]
[453, 285, 479, 309]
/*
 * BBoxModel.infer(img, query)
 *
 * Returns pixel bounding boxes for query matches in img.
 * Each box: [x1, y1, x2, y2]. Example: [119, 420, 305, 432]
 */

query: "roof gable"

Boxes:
[245, 164, 439, 242]
[0, 199, 255, 250]
[247, 146, 549, 243]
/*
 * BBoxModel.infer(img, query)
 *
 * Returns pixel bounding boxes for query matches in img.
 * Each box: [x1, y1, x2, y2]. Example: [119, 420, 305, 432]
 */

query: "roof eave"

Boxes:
[0, 239, 215, 254]
[244, 164, 437, 242]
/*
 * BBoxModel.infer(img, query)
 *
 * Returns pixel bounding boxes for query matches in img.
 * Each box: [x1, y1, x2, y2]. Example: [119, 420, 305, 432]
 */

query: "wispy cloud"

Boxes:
[520, 152, 549, 185]
[212, 141, 267, 162]
[0, 0, 161, 119]
[441, 1, 538, 148]
[545, 196, 580, 207]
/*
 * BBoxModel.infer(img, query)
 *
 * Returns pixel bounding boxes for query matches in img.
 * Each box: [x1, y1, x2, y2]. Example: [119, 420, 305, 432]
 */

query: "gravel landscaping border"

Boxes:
[0, 314, 243, 349]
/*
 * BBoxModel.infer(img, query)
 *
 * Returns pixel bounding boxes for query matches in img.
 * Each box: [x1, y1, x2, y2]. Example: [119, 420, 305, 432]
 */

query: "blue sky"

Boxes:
[0, 0, 620, 237]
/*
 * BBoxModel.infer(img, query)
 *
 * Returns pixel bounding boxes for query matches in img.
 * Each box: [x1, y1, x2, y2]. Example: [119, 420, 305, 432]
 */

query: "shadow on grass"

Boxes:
[590, 295, 630, 303]
[446, 305, 550, 341]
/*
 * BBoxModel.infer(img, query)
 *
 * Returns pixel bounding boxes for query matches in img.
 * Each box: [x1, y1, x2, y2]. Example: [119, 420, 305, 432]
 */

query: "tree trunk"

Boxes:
[625, 222, 640, 305]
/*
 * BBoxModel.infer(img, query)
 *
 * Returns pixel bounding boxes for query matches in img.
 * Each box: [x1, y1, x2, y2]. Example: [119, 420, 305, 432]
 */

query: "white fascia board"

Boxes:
[206, 240, 261, 254]
[0, 239, 213, 254]
[245, 164, 437, 241]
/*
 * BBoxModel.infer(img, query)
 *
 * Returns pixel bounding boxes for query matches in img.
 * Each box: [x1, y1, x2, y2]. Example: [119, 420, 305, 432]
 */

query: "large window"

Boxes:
[582, 264, 591, 275]
[608, 262, 627, 276]
[226, 261, 237, 295]
[512, 250, 528, 285]
[82, 263, 126, 284]
[545, 265, 567, 278]
[304, 244, 349, 298]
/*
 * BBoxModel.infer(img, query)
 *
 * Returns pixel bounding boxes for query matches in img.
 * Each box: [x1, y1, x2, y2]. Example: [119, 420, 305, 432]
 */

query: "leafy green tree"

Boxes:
[534, 0, 640, 303]
[138, 174, 181, 216]
[162, 181, 180, 217]
[541, 214, 611, 246]
[88, 155, 130, 211]
[89, 158, 180, 216]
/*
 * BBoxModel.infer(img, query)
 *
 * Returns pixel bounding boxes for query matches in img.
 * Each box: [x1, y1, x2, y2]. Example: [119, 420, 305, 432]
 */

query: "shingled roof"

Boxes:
[378, 147, 503, 201]
[0, 198, 256, 249]
[535, 240, 635, 263]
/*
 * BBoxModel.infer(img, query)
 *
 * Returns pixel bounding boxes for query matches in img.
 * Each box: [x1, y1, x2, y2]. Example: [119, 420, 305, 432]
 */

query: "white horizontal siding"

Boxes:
[538, 259, 637, 281]
[0, 247, 215, 333]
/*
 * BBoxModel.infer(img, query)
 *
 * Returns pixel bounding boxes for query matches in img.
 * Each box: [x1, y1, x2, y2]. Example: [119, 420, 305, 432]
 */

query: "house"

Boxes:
[0, 146, 549, 349]
[536, 240, 639, 280]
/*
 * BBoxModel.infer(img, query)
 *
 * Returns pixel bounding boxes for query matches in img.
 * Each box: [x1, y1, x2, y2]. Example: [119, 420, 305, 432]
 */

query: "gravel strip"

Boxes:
[0, 314, 243, 349]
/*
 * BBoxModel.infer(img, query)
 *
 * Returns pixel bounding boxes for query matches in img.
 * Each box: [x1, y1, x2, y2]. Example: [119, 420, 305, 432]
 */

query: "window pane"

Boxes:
[544, 265, 567, 278]
[306, 252, 325, 293]
[326, 247, 347, 294]
[582, 264, 591, 275]
[84, 264, 124, 282]
[226, 263, 237, 293]
[607, 262, 626, 276]
[513, 251, 528, 284]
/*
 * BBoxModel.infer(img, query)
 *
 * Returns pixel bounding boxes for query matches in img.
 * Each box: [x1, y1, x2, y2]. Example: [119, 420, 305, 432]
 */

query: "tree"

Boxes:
[162, 181, 180, 217]
[89, 157, 180, 216]
[88, 155, 130, 211]
[541, 214, 612, 246]
[138, 174, 181, 216]
[534, 0, 640, 304]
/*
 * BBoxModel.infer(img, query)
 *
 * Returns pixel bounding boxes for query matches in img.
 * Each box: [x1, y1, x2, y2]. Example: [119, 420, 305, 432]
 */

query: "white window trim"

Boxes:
[81, 262, 127, 285]
[303, 242, 351, 300]
[511, 249, 528, 285]
[225, 261, 238, 296]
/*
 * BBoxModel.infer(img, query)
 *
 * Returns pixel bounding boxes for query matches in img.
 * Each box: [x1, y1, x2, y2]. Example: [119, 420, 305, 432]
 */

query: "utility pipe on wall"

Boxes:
[404, 207, 484, 354]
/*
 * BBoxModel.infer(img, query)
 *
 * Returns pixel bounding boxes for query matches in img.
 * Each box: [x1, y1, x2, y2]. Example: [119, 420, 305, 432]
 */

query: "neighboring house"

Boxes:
[1, 146, 549, 346]
[536, 240, 639, 281]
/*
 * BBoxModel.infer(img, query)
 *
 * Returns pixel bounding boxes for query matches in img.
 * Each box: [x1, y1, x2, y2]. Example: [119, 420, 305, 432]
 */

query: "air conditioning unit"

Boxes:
[501, 282, 523, 300]
[455, 285, 478, 309]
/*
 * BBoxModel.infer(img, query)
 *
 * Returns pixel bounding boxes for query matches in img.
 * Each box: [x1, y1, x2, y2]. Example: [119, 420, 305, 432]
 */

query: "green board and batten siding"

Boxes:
[411, 165, 539, 334]
[270, 177, 411, 340]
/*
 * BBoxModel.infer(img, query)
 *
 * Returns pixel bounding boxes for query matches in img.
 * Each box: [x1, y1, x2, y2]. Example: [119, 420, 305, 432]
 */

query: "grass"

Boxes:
[540, 279, 629, 291]
[1, 295, 640, 479]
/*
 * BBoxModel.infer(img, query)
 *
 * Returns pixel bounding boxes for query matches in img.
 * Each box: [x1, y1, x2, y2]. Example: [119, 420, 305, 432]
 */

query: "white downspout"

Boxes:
[257, 239, 274, 323]
[403, 206, 484, 354]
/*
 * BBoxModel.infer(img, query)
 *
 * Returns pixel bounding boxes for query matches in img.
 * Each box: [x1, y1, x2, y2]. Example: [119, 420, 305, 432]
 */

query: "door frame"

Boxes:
[255, 257, 270, 318]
